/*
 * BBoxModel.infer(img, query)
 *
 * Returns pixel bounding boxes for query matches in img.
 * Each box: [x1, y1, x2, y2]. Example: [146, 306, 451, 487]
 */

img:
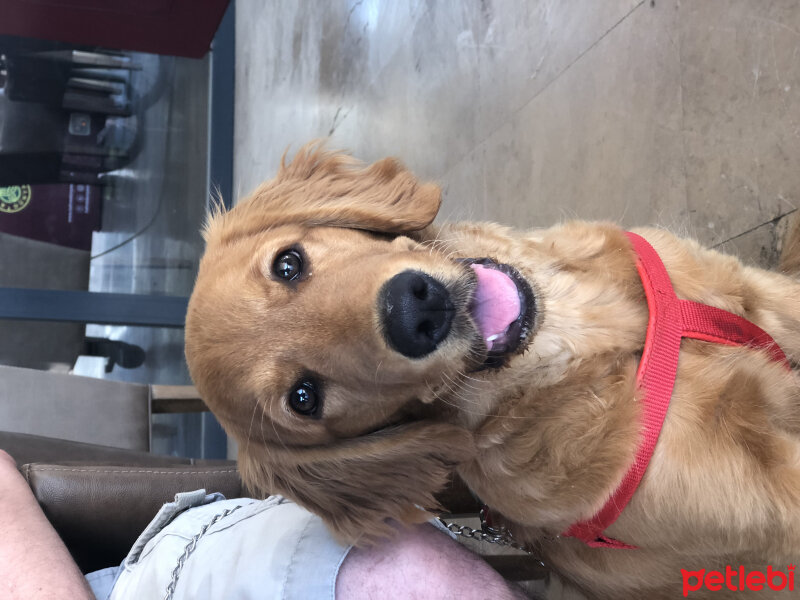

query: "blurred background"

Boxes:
[0, 0, 231, 458]
[1, 0, 799, 461]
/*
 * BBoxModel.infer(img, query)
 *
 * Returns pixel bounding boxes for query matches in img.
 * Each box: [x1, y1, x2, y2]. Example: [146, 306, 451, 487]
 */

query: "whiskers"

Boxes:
[240, 392, 292, 462]
[425, 367, 539, 421]
[265, 395, 290, 452]
[242, 394, 260, 459]
[419, 235, 461, 261]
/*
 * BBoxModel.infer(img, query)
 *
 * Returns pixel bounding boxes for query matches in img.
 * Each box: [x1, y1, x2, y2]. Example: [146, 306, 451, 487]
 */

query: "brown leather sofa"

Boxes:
[3, 430, 241, 573]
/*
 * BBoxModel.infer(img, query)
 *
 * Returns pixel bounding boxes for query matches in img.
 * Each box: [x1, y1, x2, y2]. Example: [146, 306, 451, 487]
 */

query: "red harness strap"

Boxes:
[563, 231, 789, 549]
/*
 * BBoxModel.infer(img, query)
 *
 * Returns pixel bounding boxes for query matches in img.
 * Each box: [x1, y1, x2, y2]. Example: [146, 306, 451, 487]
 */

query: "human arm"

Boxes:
[0, 449, 95, 600]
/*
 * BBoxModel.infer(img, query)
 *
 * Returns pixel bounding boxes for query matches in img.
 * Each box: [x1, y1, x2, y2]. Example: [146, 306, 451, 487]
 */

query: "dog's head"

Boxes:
[186, 143, 545, 543]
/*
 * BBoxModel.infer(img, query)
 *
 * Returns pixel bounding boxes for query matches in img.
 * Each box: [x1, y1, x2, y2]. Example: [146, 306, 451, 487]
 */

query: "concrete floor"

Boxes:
[235, 0, 800, 268]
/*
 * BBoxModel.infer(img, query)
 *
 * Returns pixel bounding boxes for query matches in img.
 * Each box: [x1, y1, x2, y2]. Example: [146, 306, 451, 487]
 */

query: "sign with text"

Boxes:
[0, 183, 102, 251]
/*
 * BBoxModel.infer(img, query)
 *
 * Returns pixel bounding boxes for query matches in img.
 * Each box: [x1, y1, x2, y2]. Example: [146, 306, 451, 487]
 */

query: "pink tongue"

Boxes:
[470, 263, 521, 350]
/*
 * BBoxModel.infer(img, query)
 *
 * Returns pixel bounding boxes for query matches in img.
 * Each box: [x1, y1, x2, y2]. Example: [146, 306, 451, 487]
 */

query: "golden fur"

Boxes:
[185, 143, 800, 599]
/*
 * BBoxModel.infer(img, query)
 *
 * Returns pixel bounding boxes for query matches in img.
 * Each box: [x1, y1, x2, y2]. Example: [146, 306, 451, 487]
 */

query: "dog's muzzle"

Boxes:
[380, 270, 455, 358]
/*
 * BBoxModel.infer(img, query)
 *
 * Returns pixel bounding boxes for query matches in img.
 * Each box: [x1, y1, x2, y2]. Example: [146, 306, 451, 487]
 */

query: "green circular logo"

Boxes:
[0, 185, 31, 213]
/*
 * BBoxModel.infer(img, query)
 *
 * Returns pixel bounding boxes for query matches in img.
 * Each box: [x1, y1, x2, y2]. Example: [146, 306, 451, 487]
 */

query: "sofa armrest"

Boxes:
[23, 462, 242, 573]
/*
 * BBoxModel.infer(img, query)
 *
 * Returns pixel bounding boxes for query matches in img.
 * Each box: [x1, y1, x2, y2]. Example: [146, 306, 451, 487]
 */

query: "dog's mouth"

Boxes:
[462, 258, 536, 368]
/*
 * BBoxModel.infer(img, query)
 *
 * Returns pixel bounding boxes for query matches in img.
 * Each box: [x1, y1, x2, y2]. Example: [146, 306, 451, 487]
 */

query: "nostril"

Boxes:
[412, 279, 428, 300]
[417, 320, 435, 339]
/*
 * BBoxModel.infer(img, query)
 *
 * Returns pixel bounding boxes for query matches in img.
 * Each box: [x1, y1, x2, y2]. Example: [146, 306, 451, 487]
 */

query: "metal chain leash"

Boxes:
[436, 506, 541, 557]
[164, 504, 243, 600]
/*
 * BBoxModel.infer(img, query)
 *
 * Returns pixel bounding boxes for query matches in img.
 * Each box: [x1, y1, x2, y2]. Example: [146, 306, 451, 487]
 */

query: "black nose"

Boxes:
[380, 271, 455, 358]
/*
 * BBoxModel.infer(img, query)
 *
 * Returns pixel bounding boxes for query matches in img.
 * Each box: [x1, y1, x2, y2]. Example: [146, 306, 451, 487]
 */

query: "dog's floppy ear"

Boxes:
[238, 422, 474, 546]
[204, 141, 441, 247]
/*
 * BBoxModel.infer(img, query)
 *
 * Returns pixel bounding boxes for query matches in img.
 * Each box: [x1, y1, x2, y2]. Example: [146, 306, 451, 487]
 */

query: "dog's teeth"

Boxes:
[487, 334, 500, 342]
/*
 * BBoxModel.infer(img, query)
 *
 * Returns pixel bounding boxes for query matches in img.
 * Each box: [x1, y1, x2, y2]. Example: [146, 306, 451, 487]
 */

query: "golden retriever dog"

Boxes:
[185, 143, 800, 599]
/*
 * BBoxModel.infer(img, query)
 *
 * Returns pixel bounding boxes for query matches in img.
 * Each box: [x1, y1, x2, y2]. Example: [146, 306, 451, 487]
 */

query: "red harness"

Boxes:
[561, 231, 790, 549]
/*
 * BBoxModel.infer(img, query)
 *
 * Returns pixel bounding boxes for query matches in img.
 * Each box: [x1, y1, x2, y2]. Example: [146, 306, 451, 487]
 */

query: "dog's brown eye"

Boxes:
[289, 381, 318, 416]
[273, 250, 303, 281]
